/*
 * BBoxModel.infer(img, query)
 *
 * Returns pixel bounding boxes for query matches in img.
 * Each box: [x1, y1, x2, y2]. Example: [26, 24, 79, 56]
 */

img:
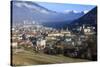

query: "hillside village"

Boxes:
[11, 20, 97, 66]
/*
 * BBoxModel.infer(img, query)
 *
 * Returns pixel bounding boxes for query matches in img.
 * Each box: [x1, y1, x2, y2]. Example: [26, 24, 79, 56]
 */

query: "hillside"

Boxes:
[12, 48, 89, 66]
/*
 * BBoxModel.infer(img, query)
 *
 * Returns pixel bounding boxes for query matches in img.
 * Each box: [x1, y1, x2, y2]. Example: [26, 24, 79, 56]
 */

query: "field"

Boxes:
[11, 48, 90, 66]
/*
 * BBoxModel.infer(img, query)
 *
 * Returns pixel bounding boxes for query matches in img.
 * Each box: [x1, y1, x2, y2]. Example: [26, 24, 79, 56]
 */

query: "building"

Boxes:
[83, 27, 95, 35]
[36, 38, 46, 49]
[61, 28, 71, 36]
[48, 33, 64, 37]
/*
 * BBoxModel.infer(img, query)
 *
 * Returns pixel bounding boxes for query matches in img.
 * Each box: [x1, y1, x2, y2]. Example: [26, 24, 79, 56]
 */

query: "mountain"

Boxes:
[70, 7, 97, 27]
[12, 1, 84, 25]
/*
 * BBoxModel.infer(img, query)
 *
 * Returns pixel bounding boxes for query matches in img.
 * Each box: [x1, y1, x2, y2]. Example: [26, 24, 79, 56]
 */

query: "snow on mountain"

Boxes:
[83, 10, 89, 14]
[64, 10, 80, 13]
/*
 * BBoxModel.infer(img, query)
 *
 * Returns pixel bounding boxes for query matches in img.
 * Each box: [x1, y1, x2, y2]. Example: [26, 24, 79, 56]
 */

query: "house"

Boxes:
[84, 27, 95, 35]
[36, 38, 46, 50]
[80, 25, 95, 35]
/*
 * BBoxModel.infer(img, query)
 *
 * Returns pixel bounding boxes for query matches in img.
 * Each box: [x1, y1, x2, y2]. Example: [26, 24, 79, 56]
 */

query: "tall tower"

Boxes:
[66, 27, 69, 31]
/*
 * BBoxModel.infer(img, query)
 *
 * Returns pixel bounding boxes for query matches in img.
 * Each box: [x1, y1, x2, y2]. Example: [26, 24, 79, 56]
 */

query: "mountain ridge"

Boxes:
[12, 1, 84, 24]
[71, 7, 97, 26]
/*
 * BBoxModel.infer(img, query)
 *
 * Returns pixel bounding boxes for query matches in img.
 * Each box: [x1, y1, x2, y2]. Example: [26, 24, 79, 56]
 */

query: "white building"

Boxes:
[84, 28, 91, 33]
[61, 28, 71, 36]
[36, 39, 46, 49]
[48, 33, 64, 37]
[61, 31, 71, 36]
[84, 28, 95, 35]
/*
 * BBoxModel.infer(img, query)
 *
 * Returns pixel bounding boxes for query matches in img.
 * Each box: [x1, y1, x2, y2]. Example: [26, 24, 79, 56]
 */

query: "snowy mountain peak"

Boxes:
[63, 10, 84, 14]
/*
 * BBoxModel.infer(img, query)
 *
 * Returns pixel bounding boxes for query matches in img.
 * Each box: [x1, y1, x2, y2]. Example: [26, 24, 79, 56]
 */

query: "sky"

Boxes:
[37, 2, 96, 13]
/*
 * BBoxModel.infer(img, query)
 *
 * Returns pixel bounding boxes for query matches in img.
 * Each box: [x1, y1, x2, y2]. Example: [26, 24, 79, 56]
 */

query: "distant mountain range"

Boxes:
[71, 7, 97, 26]
[12, 1, 97, 30]
[68, 7, 97, 32]
[12, 1, 84, 24]
[43, 7, 97, 29]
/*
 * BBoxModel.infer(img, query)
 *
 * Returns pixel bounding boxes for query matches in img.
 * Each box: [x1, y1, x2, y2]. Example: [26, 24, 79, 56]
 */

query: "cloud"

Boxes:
[40, 10, 49, 14]
[23, 3, 34, 9]
[15, 2, 35, 9]
[73, 10, 80, 13]
[15, 2, 49, 14]
[15, 2, 23, 7]
[64, 10, 81, 13]
[64, 10, 72, 13]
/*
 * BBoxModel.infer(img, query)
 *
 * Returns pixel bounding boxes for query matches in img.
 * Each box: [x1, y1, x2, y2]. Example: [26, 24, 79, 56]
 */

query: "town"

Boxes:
[11, 20, 97, 63]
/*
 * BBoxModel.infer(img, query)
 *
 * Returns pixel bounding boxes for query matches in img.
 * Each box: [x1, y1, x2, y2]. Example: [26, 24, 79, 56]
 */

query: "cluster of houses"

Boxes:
[11, 23, 96, 48]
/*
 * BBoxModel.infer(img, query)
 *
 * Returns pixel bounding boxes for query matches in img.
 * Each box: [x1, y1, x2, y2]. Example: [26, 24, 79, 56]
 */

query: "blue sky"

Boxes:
[37, 2, 96, 13]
